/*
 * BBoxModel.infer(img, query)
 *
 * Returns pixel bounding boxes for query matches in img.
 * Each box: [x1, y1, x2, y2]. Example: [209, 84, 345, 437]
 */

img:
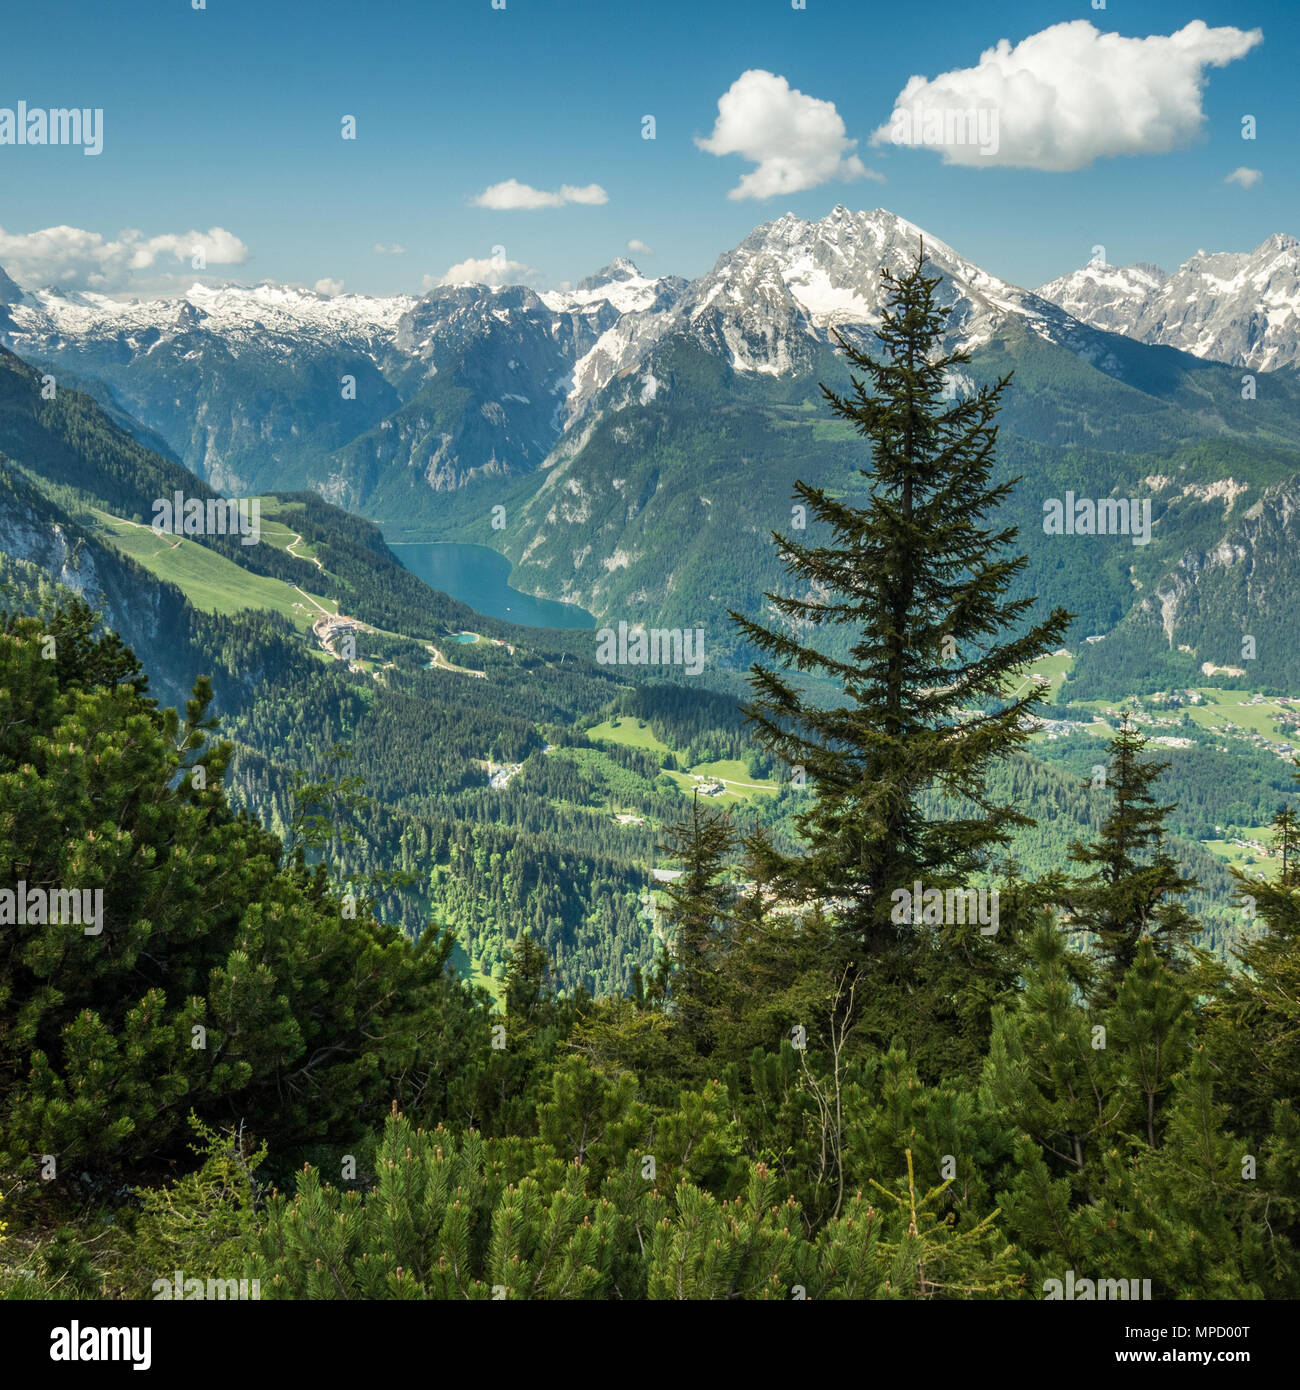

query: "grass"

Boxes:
[1202, 826, 1282, 881]
[587, 718, 672, 757]
[449, 938, 503, 1007]
[653, 757, 774, 807]
[1030, 650, 1075, 699]
[258, 522, 320, 564]
[811, 420, 860, 442]
[586, 721, 779, 805]
[1060, 686, 1298, 752]
[255, 497, 324, 566]
[662, 772, 752, 808]
[92, 509, 335, 629]
[1182, 689, 1298, 747]
[1005, 649, 1075, 701]
[690, 758, 779, 795]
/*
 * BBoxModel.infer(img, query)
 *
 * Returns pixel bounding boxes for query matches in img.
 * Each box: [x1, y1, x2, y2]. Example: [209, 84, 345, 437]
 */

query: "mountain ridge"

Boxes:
[1038, 233, 1300, 371]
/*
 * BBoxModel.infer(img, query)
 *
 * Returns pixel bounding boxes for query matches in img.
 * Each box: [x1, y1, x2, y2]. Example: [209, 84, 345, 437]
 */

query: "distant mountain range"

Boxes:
[3, 207, 1300, 687]
[4, 209, 1297, 504]
[0, 255, 685, 499]
[6, 209, 1296, 505]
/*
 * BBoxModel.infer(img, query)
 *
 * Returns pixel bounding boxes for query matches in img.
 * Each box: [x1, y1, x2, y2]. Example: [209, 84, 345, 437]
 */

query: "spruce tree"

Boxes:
[1056, 716, 1199, 998]
[503, 931, 556, 1036]
[657, 794, 735, 1055]
[729, 249, 1070, 1060]
[1082, 1049, 1275, 1299]
[715, 824, 839, 1061]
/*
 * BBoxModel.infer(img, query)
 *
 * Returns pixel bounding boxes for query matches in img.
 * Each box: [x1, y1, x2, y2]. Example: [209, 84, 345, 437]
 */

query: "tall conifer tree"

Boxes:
[729, 250, 1070, 1056]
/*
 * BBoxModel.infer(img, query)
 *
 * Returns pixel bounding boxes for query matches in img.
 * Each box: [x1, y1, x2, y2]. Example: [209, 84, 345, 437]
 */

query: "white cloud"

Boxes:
[314, 277, 345, 297]
[470, 179, 608, 210]
[872, 20, 1262, 171]
[695, 69, 875, 200]
[1224, 166, 1262, 188]
[0, 224, 249, 290]
[373, 242, 407, 255]
[627, 238, 654, 255]
[423, 255, 540, 290]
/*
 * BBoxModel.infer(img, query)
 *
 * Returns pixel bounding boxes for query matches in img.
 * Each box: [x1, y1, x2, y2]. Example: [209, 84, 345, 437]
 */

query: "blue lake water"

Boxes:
[392, 541, 595, 630]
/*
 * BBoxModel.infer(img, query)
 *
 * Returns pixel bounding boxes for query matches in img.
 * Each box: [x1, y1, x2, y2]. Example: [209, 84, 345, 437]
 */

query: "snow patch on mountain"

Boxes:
[568, 207, 1116, 394]
[541, 259, 665, 316]
[1037, 235, 1300, 370]
[3, 279, 414, 353]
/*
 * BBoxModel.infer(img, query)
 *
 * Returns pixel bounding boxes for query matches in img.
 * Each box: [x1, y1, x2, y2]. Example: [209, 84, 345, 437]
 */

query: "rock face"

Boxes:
[1083, 473, 1300, 693]
[655, 205, 1101, 364]
[1037, 235, 1300, 371]
[0, 280, 413, 495]
[549, 206, 1121, 397]
[3, 209, 1300, 689]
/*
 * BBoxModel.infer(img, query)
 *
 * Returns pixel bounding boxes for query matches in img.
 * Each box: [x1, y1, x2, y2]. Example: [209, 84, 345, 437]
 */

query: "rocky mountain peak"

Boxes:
[576, 257, 642, 290]
[1037, 233, 1300, 370]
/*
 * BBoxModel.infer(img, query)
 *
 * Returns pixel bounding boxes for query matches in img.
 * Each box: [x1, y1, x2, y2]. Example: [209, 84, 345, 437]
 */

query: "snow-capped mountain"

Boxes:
[0, 281, 414, 493]
[393, 269, 684, 403]
[562, 207, 1127, 419]
[0, 262, 682, 378]
[487, 209, 1300, 646]
[672, 205, 1118, 366]
[541, 257, 684, 317]
[319, 267, 690, 502]
[0, 263, 682, 495]
[4, 206, 1295, 515]
[1037, 235, 1300, 372]
[0, 206, 1170, 508]
[0, 278, 414, 355]
[5, 210, 1300, 692]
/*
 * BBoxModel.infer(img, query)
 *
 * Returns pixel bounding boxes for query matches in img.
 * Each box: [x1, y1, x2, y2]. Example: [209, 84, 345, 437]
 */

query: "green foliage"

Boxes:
[250, 1105, 1015, 1300]
[120, 1114, 265, 1297]
[4, 324, 1299, 1300]
[1199, 775, 1300, 1138]
[657, 795, 736, 1054]
[0, 606, 492, 1175]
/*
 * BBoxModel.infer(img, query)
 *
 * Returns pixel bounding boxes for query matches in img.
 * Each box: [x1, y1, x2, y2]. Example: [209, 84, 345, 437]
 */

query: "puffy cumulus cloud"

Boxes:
[0, 224, 248, 290]
[373, 242, 407, 255]
[1224, 166, 1262, 188]
[314, 277, 345, 297]
[470, 179, 608, 210]
[695, 70, 875, 200]
[871, 20, 1263, 171]
[627, 238, 654, 255]
[422, 255, 540, 290]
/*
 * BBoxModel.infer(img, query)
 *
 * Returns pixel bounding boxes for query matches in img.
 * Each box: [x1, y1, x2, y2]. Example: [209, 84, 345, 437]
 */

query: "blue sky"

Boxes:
[0, 0, 1292, 297]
